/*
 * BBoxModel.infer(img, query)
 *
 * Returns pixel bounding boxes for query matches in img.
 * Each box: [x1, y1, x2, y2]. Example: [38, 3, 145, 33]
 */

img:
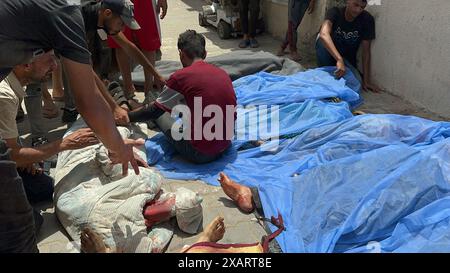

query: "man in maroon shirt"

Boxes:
[129, 30, 237, 164]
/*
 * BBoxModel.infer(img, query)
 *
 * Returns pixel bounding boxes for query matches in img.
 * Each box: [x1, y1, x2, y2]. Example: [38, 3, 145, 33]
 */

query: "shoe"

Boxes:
[239, 39, 250, 48]
[61, 107, 78, 123]
[31, 137, 50, 148]
[250, 38, 259, 48]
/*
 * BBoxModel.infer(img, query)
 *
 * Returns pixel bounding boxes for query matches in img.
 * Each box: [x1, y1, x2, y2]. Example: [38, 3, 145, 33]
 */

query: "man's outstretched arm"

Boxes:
[111, 33, 166, 87]
[91, 70, 130, 125]
[319, 20, 346, 78]
[61, 57, 141, 175]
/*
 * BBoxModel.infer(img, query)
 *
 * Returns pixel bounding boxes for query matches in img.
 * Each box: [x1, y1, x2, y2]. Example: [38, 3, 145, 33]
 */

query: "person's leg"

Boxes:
[315, 37, 337, 67]
[195, 216, 225, 243]
[248, 0, 260, 40]
[0, 141, 39, 253]
[51, 62, 64, 100]
[288, 0, 310, 61]
[343, 60, 363, 84]
[279, 0, 295, 56]
[61, 63, 78, 123]
[24, 84, 47, 143]
[80, 228, 114, 253]
[218, 172, 255, 213]
[142, 50, 156, 96]
[17, 170, 54, 205]
[128, 102, 165, 123]
[155, 112, 220, 164]
[133, 0, 161, 97]
[115, 48, 136, 98]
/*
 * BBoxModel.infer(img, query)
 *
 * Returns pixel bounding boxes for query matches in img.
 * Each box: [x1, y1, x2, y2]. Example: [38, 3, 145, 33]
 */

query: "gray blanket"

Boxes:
[126, 50, 304, 85]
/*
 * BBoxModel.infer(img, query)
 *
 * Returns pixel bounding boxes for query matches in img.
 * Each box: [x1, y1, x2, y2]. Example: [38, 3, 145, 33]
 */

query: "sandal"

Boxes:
[108, 82, 133, 110]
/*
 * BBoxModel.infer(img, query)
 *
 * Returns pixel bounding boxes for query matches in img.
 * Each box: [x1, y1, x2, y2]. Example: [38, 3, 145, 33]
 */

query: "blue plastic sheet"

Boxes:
[145, 68, 450, 253]
[233, 67, 362, 108]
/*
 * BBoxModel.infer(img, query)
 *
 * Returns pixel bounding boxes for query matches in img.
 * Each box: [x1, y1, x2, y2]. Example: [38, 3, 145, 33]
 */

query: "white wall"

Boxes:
[366, 0, 450, 117]
[263, 0, 450, 118]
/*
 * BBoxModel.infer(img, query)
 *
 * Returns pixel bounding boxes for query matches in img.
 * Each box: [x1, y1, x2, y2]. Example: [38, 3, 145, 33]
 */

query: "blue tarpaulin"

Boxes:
[145, 68, 450, 253]
[233, 67, 362, 108]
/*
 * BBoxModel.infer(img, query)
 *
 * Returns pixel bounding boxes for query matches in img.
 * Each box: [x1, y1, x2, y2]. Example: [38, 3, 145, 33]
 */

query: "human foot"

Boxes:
[196, 216, 225, 243]
[276, 47, 286, 57]
[80, 228, 112, 253]
[218, 172, 255, 213]
[290, 51, 302, 62]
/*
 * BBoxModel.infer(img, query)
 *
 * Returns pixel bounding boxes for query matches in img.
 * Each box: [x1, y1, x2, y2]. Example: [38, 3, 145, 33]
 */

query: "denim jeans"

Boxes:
[315, 37, 363, 83]
[156, 112, 225, 164]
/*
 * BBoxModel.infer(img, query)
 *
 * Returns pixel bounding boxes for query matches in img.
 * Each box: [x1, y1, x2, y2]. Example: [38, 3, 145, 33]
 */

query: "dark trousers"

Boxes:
[239, 0, 260, 37]
[0, 141, 39, 253]
[17, 170, 54, 205]
[129, 105, 223, 164]
[315, 38, 363, 83]
[281, 0, 310, 51]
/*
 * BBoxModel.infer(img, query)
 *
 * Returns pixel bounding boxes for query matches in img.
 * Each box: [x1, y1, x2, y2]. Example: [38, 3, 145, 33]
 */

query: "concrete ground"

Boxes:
[20, 0, 446, 253]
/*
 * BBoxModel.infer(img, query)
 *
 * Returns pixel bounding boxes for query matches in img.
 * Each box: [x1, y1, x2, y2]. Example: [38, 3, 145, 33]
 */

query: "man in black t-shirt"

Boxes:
[316, 0, 382, 93]
[0, 0, 145, 176]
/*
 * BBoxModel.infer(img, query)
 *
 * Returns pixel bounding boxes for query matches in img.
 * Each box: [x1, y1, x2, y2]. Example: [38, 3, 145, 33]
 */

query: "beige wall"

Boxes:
[366, 0, 450, 118]
[262, 0, 325, 59]
[263, 0, 450, 118]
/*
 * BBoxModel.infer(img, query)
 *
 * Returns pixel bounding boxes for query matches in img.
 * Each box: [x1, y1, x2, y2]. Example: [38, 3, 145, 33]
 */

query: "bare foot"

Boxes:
[80, 228, 112, 253]
[290, 51, 302, 62]
[276, 47, 286, 57]
[196, 216, 225, 243]
[218, 172, 255, 213]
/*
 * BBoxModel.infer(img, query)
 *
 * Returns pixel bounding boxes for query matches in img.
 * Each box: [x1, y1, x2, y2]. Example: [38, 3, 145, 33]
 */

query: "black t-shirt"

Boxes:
[81, 1, 101, 37]
[325, 7, 375, 66]
[0, 0, 92, 81]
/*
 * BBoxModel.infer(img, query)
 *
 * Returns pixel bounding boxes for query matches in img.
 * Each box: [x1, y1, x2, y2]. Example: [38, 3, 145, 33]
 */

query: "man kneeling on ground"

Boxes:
[316, 0, 383, 93]
[128, 30, 237, 164]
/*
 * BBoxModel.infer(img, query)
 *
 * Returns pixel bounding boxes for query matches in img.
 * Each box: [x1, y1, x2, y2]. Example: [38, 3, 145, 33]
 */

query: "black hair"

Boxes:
[177, 30, 206, 59]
